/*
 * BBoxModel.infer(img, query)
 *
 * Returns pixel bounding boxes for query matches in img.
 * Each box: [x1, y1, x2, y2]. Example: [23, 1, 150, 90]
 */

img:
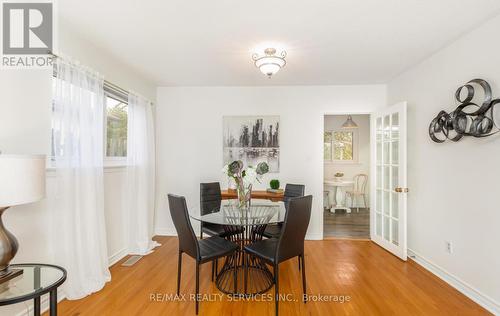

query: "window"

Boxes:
[51, 75, 129, 162]
[324, 130, 357, 163]
[105, 95, 128, 157]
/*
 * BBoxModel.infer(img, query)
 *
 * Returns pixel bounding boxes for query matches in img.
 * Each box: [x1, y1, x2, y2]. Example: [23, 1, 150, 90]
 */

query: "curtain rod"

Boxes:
[50, 52, 130, 98]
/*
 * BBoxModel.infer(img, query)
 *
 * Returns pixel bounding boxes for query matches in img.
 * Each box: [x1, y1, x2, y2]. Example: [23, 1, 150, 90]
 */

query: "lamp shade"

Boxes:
[0, 155, 46, 207]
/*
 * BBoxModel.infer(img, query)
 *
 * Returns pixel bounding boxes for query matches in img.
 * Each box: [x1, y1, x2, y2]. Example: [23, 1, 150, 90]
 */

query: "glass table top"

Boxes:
[0, 264, 66, 304]
[190, 200, 286, 226]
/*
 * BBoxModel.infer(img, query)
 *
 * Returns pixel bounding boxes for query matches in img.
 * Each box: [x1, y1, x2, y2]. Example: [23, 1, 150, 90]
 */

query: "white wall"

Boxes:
[0, 23, 155, 315]
[387, 14, 500, 313]
[58, 18, 156, 100]
[155, 85, 386, 239]
[324, 114, 370, 207]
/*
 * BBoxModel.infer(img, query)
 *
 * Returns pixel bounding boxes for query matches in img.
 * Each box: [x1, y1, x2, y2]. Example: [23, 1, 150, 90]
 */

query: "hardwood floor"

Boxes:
[324, 208, 370, 239]
[52, 236, 490, 316]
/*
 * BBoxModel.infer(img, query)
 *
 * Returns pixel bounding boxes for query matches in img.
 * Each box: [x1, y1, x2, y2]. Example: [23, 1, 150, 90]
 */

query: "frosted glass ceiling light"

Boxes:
[252, 48, 287, 78]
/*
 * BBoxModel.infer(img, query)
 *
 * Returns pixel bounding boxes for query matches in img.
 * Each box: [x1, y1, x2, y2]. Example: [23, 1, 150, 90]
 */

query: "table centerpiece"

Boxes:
[222, 160, 269, 208]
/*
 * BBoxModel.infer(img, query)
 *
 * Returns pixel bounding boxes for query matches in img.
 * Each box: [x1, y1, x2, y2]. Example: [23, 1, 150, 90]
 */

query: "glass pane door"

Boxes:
[372, 102, 407, 260]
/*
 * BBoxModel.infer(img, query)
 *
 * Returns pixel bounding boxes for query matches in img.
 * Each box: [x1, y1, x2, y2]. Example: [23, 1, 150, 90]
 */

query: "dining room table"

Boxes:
[190, 199, 286, 295]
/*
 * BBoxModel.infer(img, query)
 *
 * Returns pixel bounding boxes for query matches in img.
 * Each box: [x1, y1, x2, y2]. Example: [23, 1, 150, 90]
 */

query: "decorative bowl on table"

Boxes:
[334, 172, 344, 181]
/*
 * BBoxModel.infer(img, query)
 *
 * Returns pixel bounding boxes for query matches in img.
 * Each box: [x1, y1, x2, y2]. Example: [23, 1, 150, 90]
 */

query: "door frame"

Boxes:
[321, 111, 373, 240]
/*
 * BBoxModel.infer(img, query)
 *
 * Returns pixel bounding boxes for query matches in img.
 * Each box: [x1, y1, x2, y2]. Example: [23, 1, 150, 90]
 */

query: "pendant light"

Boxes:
[342, 115, 358, 128]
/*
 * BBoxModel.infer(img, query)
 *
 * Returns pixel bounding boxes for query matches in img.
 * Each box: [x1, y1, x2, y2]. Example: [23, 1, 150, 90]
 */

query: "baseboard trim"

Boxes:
[108, 247, 129, 267]
[408, 248, 499, 315]
[155, 227, 178, 236]
[305, 233, 322, 240]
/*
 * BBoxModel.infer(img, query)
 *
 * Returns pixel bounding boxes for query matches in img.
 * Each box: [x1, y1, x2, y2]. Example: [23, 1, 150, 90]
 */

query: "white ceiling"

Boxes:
[59, 0, 500, 86]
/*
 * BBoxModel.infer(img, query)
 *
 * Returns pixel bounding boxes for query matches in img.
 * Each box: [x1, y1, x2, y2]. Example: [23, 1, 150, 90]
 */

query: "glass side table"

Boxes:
[0, 264, 66, 316]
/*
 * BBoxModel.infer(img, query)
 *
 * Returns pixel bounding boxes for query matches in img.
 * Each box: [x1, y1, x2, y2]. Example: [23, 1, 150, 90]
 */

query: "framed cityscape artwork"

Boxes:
[223, 116, 280, 172]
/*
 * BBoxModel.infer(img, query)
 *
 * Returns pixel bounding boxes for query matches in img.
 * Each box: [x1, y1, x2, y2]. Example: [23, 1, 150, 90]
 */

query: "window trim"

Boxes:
[324, 129, 359, 164]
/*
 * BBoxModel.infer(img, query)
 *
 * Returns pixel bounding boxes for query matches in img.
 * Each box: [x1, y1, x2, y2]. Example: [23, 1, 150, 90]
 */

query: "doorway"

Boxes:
[323, 114, 370, 239]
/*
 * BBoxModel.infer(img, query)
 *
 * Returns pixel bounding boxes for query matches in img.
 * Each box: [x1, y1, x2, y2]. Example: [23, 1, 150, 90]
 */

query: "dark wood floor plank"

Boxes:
[324, 208, 370, 239]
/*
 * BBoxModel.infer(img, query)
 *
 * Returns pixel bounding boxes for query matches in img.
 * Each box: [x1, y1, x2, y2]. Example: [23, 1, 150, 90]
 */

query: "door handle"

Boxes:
[394, 187, 409, 193]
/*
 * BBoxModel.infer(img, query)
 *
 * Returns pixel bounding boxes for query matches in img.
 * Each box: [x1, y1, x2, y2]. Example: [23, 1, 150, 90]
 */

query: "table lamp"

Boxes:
[0, 154, 46, 283]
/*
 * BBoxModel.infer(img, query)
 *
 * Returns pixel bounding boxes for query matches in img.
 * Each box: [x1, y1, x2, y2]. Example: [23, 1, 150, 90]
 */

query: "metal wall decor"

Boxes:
[429, 79, 500, 143]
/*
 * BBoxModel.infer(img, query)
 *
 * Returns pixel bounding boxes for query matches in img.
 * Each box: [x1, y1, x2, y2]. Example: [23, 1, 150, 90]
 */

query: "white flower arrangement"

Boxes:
[222, 160, 269, 185]
[222, 160, 269, 208]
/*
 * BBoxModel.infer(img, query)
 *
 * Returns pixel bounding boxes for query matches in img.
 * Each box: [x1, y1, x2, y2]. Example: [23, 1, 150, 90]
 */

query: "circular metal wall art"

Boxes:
[429, 79, 500, 143]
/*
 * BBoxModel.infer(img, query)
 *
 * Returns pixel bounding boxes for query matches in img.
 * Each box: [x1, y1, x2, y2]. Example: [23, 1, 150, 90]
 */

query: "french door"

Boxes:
[371, 102, 408, 260]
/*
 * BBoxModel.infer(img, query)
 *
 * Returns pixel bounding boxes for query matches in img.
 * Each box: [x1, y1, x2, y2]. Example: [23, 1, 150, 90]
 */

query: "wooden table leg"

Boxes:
[50, 289, 57, 316]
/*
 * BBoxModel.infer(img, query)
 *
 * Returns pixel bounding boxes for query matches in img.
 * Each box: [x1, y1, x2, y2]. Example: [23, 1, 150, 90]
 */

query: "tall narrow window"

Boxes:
[105, 95, 128, 157]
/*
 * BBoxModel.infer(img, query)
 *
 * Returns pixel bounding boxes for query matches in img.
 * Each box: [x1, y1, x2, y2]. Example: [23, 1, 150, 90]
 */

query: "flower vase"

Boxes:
[227, 176, 236, 193]
[237, 183, 252, 209]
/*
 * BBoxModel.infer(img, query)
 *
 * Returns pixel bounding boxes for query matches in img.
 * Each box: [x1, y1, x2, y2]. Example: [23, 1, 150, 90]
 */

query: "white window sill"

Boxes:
[46, 165, 127, 178]
[104, 162, 127, 168]
[46, 159, 127, 174]
[46, 165, 127, 170]
[104, 157, 127, 166]
[324, 161, 361, 166]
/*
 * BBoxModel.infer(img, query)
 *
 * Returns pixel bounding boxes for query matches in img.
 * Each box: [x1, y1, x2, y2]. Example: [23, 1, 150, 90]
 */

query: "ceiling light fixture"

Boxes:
[252, 48, 286, 78]
[342, 115, 358, 128]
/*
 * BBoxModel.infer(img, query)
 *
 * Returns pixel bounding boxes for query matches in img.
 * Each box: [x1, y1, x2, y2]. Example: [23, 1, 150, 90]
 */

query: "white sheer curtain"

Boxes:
[52, 57, 111, 299]
[126, 92, 159, 255]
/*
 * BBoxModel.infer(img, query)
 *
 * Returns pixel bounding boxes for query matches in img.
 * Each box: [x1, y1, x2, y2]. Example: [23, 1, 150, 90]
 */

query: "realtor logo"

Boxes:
[1, 1, 54, 68]
[2, 2, 52, 54]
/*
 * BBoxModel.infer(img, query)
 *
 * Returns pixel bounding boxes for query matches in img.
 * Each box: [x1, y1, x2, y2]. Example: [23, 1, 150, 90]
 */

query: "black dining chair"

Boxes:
[200, 182, 225, 239]
[200, 182, 245, 279]
[263, 184, 305, 240]
[244, 195, 312, 316]
[168, 194, 238, 315]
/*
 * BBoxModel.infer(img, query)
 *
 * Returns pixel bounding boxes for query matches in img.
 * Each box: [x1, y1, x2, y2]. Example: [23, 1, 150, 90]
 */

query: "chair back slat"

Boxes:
[276, 195, 313, 262]
[200, 182, 222, 215]
[168, 194, 200, 259]
[353, 174, 368, 193]
[283, 184, 305, 210]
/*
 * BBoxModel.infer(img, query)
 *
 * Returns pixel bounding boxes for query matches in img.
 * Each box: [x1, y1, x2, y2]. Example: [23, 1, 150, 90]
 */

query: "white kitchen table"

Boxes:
[324, 179, 354, 213]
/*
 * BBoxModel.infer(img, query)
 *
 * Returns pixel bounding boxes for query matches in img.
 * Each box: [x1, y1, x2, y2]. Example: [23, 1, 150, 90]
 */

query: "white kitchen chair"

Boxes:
[345, 174, 368, 212]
